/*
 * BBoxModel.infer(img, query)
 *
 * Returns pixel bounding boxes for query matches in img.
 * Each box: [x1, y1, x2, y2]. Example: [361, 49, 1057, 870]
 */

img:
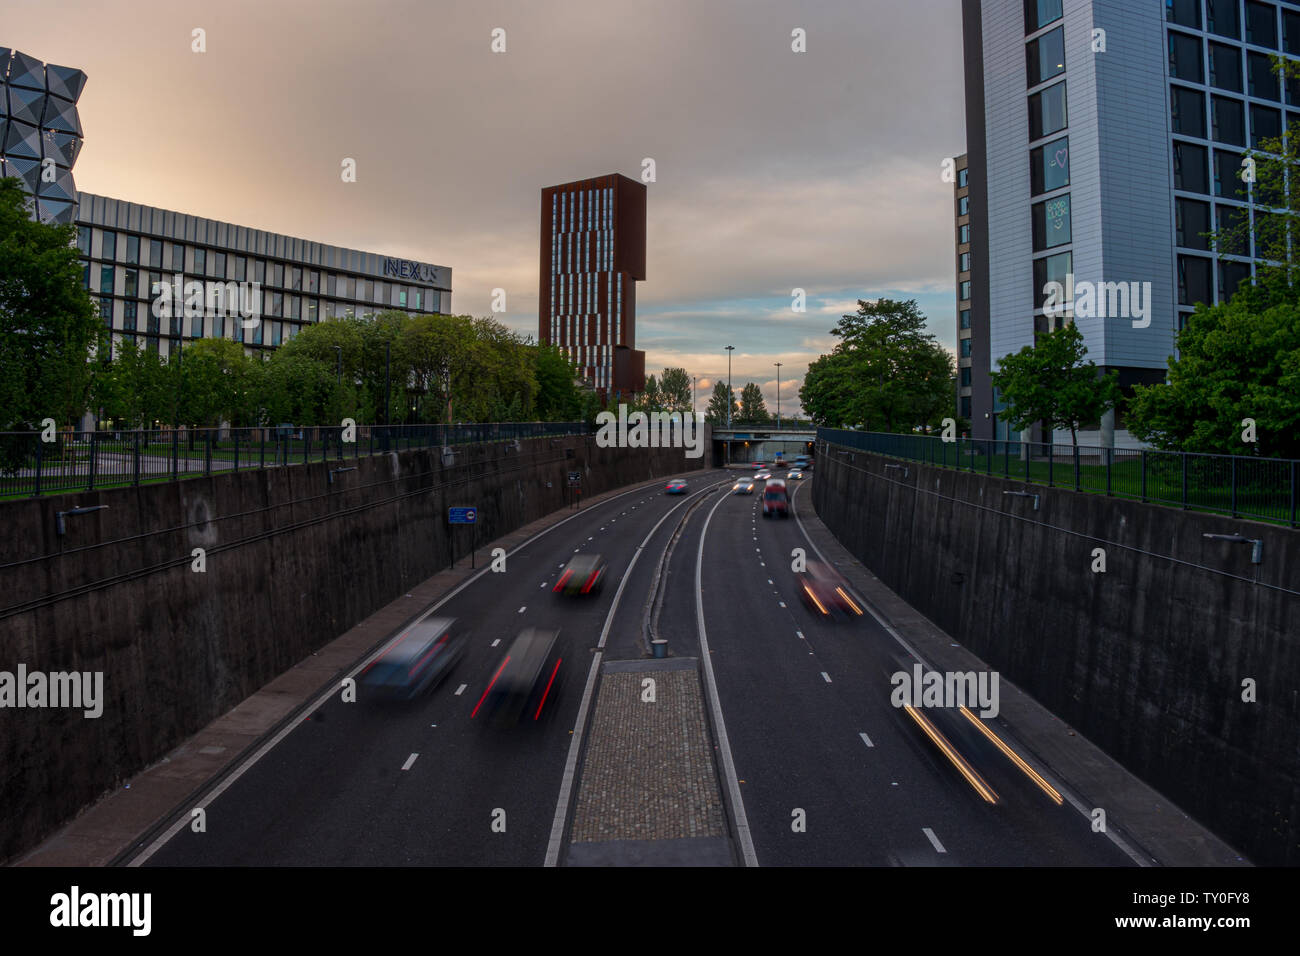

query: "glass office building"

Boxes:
[960, 0, 1298, 444]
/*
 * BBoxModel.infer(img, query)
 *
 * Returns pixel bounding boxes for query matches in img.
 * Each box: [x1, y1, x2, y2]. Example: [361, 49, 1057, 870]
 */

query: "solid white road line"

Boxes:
[402, 753, 419, 771]
[454, 684, 467, 696]
[821, 672, 832, 683]
[860, 732, 874, 748]
[695, 489, 760, 867]
[544, 478, 730, 867]
[923, 827, 946, 853]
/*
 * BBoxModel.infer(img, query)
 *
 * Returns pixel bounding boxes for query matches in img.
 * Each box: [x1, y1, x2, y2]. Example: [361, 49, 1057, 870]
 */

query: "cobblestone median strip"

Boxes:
[569, 663, 727, 848]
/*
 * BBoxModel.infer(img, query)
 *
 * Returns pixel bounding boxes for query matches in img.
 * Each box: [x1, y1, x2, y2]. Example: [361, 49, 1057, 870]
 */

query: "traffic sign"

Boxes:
[448, 507, 476, 524]
[567, 471, 581, 486]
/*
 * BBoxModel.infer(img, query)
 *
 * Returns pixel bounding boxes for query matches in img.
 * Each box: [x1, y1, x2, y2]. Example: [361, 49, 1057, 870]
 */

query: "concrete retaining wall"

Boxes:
[811, 443, 1300, 866]
[0, 432, 705, 862]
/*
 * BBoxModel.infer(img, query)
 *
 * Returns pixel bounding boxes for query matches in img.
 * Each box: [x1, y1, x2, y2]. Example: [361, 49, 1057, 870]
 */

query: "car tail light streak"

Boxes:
[581, 569, 601, 593]
[553, 570, 574, 593]
[835, 587, 863, 615]
[534, 658, 563, 719]
[803, 582, 829, 616]
[471, 655, 511, 718]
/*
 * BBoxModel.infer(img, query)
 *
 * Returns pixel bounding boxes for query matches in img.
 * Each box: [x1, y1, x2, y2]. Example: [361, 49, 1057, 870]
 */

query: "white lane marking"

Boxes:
[821, 672, 832, 683]
[540, 582, 546, 588]
[545, 478, 729, 867]
[518, 606, 526, 613]
[859, 732, 874, 748]
[778, 601, 786, 608]
[796, 631, 805, 640]
[788, 479, 1151, 868]
[923, 827, 946, 853]
[588, 536, 593, 540]
[126, 473, 673, 866]
[402, 753, 419, 771]
[768, 579, 774, 585]
[455, 684, 467, 696]
[694, 488, 760, 867]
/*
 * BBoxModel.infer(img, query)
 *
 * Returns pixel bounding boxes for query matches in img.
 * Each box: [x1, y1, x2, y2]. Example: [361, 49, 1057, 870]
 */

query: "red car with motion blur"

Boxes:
[795, 561, 865, 619]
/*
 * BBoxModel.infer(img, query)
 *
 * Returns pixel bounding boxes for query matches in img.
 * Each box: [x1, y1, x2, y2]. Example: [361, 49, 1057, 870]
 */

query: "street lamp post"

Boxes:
[774, 361, 783, 432]
[725, 345, 735, 466]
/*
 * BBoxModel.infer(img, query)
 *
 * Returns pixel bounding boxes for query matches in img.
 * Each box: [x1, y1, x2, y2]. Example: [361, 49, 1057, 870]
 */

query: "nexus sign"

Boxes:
[383, 257, 442, 284]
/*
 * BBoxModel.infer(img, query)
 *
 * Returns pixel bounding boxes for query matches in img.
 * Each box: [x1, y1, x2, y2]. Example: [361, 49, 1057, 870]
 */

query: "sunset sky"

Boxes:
[7, 0, 967, 415]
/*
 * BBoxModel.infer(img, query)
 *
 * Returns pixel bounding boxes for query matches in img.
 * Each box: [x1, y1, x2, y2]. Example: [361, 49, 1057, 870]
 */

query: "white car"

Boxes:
[755, 470, 772, 481]
[787, 469, 805, 480]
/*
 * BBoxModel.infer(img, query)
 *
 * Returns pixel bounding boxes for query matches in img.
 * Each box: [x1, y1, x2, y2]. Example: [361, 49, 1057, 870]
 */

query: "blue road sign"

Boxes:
[449, 507, 476, 524]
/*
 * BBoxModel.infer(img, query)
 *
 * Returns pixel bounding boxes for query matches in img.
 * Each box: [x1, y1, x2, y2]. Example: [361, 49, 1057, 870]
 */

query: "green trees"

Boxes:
[1126, 294, 1300, 458]
[799, 298, 952, 431]
[0, 177, 100, 430]
[705, 381, 735, 425]
[657, 367, 692, 413]
[990, 322, 1120, 447]
[737, 382, 770, 423]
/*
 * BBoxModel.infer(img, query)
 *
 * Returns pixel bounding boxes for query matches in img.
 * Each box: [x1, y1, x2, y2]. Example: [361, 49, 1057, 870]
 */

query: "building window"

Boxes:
[1178, 254, 1213, 304]
[1167, 0, 1201, 30]
[287, 295, 299, 319]
[960, 367, 972, 387]
[171, 243, 184, 272]
[270, 262, 284, 287]
[326, 273, 336, 296]
[958, 196, 970, 215]
[1207, 0, 1241, 40]
[235, 256, 247, 281]
[125, 235, 139, 265]
[960, 396, 972, 419]
[959, 223, 970, 244]
[1173, 140, 1210, 193]
[213, 251, 227, 278]
[100, 265, 114, 295]
[191, 315, 203, 338]
[123, 269, 138, 298]
[255, 260, 266, 283]
[1286, 10, 1300, 53]
[123, 300, 137, 332]
[1033, 250, 1072, 308]
[213, 315, 225, 339]
[1251, 104, 1282, 147]
[102, 230, 117, 262]
[77, 225, 91, 255]
[960, 309, 971, 329]
[1169, 31, 1204, 83]
[1208, 42, 1243, 92]
[272, 321, 283, 346]
[233, 319, 243, 343]
[1219, 259, 1252, 301]
[291, 266, 302, 290]
[1217, 204, 1249, 256]
[1030, 135, 1070, 195]
[271, 292, 283, 317]
[960, 338, 972, 358]
[1171, 85, 1207, 137]
[960, 280, 971, 301]
[1246, 1, 1278, 48]
[1213, 148, 1248, 197]
[1027, 27, 1066, 87]
[307, 270, 319, 293]
[252, 321, 263, 345]
[958, 167, 969, 188]
[399, 289, 407, 308]
[1032, 195, 1072, 250]
[1029, 81, 1068, 140]
[1176, 197, 1213, 250]
[1247, 52, 1281, 100]
[149, 238, 163, 268]
[194, 247, 207, 276]
[959, 251, 971, 273]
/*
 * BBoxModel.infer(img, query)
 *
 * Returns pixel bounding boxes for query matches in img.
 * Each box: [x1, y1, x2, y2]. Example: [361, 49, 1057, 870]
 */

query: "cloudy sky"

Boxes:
[8, 0, 966, 416]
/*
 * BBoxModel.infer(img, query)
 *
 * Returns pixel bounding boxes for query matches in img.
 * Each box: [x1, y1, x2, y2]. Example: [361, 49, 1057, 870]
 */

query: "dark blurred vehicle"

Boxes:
[755, 470, 772, 481]
[554, 553, 607, 595]
[787, 469, 805, 480]
[795, 561, 864, 618]
[751, 460, 764, 470]
[360, 617, 467, 700]
[731, 478, 755, 495]
[762, 478, 789, 518]
[472, 627, 563, 727]
[665, 478, 689, 494]
[793, 455, 811, 471]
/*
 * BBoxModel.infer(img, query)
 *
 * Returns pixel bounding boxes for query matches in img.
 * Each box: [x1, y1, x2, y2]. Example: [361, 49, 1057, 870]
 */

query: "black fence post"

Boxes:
[1048, 442, 1054, 487]
[1291, 460, 1297, 528]
[133, 432, 141, 486]
[234, 430, 240, 472]
[1181, 453, 1188, 510]
[1106, 445, 1112, 496]
[1230, 456, 1237, 518]
[171, 429, 179, 482]
[1141, 450, 1147, 502]
[205, 430, 212, 477]
[88, 430, 97, 491]
[1073, 443, 1080, 492]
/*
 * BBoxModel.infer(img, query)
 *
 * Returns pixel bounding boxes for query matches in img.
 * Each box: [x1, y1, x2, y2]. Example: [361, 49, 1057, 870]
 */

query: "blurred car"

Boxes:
[787, 469, 805, 480]
[665, 478, 689, 494]
[472, 627, 563, 727]
[762, 479, 789, 518]
[731, 478, 755, 495]
[554, 553, 607, 595]
[755, 470, 772, 481]
[360, 617, 467, 700]
[751, 461, 765, 470]
[795, 562, 864, 618]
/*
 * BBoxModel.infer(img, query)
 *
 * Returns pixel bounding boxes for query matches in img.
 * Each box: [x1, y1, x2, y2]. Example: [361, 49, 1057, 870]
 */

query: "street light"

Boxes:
[774, 361, 783, 431]
[725, 346, 735, 428]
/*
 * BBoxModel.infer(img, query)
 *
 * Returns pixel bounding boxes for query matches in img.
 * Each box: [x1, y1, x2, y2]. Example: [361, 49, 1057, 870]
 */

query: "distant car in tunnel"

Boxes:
[360, 617, 468, 701]
[795, 562, 864, 619]
[472, 627, 563, 728]
[554, 553, 607, 595]
[665, 478, 689, 494]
